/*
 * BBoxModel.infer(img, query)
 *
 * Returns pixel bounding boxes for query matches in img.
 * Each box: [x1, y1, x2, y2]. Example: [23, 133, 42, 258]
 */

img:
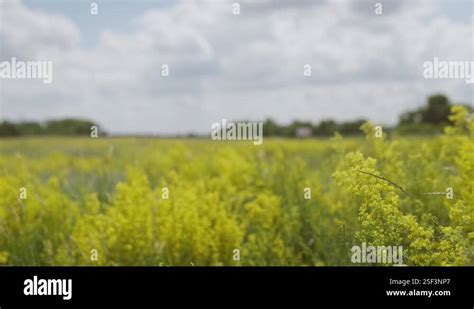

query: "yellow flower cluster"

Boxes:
[0, 106, 472, 266]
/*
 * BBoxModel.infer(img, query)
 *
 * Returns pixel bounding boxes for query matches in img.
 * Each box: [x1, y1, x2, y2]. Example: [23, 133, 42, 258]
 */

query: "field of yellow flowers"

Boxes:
[0, 107, 472, 266]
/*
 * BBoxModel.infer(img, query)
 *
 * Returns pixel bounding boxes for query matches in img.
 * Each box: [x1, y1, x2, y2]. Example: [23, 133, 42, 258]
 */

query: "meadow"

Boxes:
[0, 107, 472, 266]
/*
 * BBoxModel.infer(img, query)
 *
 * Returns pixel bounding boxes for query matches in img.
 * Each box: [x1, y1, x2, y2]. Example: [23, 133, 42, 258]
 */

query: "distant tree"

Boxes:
[314, 120, 338, 136]
[45, 119, 96, 135]
[399, 110, 422, 125]
[399, 94, 451, 126]
[0, 119, 100, 137]
[338, 119, 367, 135]
[17, 122, 44, 135]
[263, 119, 280, 136]
[0, 121, 20, 136]
[421, 94, 451, 124]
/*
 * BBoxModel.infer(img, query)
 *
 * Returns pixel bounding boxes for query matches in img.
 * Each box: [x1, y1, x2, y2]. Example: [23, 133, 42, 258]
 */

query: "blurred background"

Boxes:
[0, 0, 473, 136]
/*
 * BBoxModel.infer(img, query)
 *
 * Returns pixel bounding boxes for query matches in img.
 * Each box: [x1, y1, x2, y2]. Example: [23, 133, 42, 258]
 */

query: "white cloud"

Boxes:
[0, 0, 80, 59]
[0, 0, 472, 134]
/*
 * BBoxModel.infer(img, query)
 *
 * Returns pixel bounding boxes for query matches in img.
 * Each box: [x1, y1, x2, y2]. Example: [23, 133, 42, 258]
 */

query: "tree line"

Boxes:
[0, 94, 470, 137]
[262, 94, 471, 137]
[0, 119, 100, 137]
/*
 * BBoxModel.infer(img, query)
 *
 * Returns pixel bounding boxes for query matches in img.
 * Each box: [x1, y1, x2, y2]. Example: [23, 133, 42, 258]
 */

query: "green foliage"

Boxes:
[0, 119, 100, 136]
[0, 106, 472, 265]
[332, 106, 473, 265]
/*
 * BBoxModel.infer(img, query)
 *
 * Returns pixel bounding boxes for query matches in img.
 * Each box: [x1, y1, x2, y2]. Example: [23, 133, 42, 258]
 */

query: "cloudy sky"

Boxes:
[0, 0, 473, 134]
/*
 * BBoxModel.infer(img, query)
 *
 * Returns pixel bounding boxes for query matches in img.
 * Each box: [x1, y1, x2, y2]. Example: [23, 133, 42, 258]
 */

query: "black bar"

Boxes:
[0, 267, 472, 306]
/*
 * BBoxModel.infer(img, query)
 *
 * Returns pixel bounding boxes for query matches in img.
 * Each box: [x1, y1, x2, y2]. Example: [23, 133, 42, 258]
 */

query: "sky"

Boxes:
[0, 0, 473, 134]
